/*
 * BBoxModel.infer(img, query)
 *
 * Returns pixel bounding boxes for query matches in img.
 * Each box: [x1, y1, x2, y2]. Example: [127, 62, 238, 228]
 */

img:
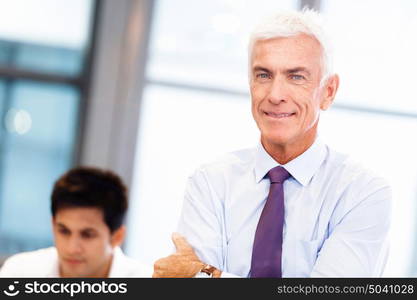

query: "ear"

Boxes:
[320, 74, 339, 110]
[110, 225, 126, 247]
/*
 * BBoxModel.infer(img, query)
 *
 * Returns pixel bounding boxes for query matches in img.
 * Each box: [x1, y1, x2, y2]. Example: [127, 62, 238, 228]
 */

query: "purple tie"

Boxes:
[250, 166, 290, 278]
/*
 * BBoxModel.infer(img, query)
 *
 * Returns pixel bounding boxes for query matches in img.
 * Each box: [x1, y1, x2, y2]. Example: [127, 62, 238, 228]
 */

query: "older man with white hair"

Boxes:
[153, 9, 392, 278]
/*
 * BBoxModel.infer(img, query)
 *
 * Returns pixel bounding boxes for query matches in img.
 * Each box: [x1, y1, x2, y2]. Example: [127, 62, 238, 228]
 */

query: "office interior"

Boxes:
[0, 0, 416, 277]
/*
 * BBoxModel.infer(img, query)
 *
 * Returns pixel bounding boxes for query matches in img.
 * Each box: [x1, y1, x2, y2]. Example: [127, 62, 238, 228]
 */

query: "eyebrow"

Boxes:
[56, 223, 68, 229]
[285, 67, 311, 76]
[252, 66, 271, 73]
[56, 223, 96, 232]
[252, 66, 311, 76]
[81, 228, 97, 234]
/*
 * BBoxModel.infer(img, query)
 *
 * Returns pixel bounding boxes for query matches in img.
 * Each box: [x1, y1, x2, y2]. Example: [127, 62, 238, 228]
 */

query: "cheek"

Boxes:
[88, 239, 112, 256]
[250, 88, 265, 114]
[251, 100, 258, 120]
[296, 88, 321, 114]
[53, 234, 66, 250]
[300, 100, 321, 128]
[250, 98, 260, 121]
[250, 83, 265, 101]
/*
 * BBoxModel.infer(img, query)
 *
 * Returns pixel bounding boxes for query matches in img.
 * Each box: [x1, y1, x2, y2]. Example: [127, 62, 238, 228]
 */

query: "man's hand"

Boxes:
[153, 233, 205, 278]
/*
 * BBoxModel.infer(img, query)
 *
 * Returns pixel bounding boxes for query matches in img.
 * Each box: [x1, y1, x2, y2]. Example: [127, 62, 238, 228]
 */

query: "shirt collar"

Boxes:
[49, 247, 60, 277]
[254, 138, 327, 186]
[108, 246, 125, 277]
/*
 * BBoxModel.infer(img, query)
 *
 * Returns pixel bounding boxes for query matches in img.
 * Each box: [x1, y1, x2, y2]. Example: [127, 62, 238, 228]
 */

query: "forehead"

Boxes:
[54, 207, 107, 231]
[251, 34, 323, 71]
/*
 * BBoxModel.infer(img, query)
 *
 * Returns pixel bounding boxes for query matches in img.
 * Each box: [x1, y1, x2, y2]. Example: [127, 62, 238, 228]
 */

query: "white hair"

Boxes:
[248, 9, 333, 83]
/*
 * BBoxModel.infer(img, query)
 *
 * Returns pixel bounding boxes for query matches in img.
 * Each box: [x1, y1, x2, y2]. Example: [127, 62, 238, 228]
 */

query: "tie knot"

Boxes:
[268, 166, 290, 183]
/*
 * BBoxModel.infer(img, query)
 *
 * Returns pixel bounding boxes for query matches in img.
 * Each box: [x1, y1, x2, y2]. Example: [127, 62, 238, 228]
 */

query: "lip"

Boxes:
[64, 258, 84, 265]
[263, 111, 296, 119]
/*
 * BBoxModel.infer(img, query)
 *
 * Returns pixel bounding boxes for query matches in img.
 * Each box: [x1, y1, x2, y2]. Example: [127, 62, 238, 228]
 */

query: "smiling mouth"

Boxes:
[264, 111, 296, 119]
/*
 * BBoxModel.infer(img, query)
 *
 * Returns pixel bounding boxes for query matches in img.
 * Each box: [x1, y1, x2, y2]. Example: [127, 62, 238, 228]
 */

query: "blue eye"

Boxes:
[290, 75, 305, 80]
[256, 73, 269, 79]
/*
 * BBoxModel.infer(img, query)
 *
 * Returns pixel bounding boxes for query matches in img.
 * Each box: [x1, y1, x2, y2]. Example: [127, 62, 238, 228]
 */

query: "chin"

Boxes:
[62, 270, 83, 278]
[62, 265, 86, 278]
[262, 130, 294, 146]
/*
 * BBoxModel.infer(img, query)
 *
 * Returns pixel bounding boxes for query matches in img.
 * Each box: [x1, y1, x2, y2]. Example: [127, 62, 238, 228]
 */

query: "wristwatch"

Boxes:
[194, 264, 220, 278]
[200, 264, 217, 277]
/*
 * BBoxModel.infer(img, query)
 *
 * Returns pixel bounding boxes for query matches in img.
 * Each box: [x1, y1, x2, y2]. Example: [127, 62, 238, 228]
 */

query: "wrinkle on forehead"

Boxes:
[250, 34, 325, 80]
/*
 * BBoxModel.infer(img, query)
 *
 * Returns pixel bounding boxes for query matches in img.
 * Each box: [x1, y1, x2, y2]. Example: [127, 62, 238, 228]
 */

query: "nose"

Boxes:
[267, 77, 287, 105]
[67, 236, 83, 255]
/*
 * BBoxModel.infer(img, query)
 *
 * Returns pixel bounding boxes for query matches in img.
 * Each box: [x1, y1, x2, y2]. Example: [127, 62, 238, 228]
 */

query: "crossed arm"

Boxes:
[153, 233, 222, 278]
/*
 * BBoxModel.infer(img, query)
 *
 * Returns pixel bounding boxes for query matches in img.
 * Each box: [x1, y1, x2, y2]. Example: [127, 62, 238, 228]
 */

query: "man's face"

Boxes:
[250, 34, 338, 150]
[52, 207, 123, 278]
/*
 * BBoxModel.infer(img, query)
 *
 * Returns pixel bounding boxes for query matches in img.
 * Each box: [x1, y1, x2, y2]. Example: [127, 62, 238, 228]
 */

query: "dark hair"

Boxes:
[51, 166, 128, 232]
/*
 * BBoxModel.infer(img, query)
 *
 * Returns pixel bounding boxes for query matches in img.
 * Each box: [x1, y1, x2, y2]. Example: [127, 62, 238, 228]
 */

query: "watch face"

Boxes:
[202, 265, 216, 275]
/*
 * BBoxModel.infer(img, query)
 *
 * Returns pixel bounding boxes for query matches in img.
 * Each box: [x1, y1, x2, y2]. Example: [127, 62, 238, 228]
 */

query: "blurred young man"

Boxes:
[0, 167, 151, 277]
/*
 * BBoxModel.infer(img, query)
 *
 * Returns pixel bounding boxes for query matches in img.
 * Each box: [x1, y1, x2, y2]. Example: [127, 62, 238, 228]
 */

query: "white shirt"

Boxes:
[177, 138, 392, 277]
[0, 246, 152, 277]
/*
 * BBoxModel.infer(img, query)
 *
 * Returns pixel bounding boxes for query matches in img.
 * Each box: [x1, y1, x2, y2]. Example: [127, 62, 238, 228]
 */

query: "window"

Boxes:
[320, 0, 417, 277]
[321, 0, 417, 114]
[0, 0, 96, 255]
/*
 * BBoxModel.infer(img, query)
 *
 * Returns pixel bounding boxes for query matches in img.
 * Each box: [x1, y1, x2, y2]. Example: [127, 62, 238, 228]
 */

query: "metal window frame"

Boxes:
[0, 0, 100, 166]
[300, 0, 321, 10]
[0, 0, 99, 254]
[79, 0, 155, 189]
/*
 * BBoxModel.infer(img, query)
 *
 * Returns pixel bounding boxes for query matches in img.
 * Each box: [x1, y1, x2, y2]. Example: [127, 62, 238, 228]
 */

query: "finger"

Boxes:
[172, 232, 193, 253]
[153, 271, 168, 278]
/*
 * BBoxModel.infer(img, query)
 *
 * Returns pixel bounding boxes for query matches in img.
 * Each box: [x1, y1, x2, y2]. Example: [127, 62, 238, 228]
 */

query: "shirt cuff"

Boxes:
[220, 271, 241, 278]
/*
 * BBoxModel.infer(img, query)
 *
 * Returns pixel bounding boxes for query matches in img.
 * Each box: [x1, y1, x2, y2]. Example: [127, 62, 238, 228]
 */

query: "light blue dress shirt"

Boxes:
[177, 138, 392, 277]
